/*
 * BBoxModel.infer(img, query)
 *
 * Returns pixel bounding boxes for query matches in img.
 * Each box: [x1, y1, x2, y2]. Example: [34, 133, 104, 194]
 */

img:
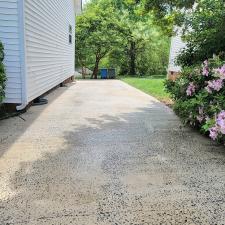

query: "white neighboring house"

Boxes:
[168, 31, 186, 80]
[75, 0, 83, 13]
[0, 0, 81, 110]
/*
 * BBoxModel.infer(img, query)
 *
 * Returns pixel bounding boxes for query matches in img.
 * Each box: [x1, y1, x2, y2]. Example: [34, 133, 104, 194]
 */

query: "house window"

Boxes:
[69, 25, 72, 44]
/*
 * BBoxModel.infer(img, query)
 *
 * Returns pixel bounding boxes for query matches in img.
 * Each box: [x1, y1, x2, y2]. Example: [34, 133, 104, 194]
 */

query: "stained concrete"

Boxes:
[0, 80, 225, 225]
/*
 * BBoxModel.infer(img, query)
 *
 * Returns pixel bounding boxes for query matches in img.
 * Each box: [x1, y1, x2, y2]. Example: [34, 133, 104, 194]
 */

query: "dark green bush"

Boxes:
[0, 41, 6, 103]
[174, 0, 225, 68]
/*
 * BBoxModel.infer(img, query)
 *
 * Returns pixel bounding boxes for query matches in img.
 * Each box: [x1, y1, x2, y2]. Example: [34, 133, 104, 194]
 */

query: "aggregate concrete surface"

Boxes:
[0, 80, 225, 225]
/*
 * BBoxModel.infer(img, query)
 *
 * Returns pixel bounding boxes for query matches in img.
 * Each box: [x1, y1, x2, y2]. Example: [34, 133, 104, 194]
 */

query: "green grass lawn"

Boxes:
[121, 76, 172, 105]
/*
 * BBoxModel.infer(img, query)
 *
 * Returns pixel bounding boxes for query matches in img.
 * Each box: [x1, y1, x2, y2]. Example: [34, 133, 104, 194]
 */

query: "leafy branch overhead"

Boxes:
[177, 0, 225, 67]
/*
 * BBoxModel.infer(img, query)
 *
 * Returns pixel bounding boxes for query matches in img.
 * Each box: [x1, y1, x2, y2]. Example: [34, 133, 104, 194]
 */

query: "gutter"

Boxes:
[17, 0, 28, 111]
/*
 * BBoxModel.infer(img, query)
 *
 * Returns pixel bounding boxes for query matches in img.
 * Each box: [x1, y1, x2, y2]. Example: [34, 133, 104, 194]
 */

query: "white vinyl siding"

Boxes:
[0, 0, 22, 104]
[168, 34, 186, 72]
[24, 0, 75, 102]
[74, 0, 82, 15]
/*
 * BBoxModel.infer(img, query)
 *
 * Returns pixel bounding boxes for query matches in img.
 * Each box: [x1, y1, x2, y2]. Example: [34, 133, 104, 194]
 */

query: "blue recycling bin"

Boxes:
[100, 68, 108, 79]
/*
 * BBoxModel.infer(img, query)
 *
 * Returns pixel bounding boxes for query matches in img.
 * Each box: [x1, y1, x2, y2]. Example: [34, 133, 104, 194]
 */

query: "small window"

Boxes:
[69, 34, 72, 44]
[69, 25, 72, 44]
[69, 25, 72, 34]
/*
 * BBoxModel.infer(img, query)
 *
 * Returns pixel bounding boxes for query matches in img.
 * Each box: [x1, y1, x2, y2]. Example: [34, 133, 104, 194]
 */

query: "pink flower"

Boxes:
[203, 67, 209, 76]
[205, 79, 223, 93]
[205, 86, 212, 93]
[186, 82, 196, 96]
[197, 107, 204, 123]
[202, 60, 209, 76]
[214, 64, 225, 79]
[210, 111, 225, 140]
[209, 127, 219, 140]
[216, 111, 225, 134]
[197, 115, 204, 123]
[204, 60, 209, 67]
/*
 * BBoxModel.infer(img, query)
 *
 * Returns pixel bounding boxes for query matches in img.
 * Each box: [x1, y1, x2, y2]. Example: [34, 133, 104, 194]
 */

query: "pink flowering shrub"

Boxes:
[209, 111, 225, 140]
[186, 82, 196, 96]
[205, 79, 223, 93]
[165, 57, 225, 142]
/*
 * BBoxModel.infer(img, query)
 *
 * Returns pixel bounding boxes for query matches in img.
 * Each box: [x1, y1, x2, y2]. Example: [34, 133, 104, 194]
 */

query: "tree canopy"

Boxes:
[141, 0, 225, 68]
[143, 0, 195, 12]
[76, 0, 125, 78]
[75, 0, 170, 77]
[177, 0, 225, 66]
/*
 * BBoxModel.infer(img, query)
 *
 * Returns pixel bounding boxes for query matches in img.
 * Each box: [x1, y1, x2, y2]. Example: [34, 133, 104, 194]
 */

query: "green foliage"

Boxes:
[76, 0, 170, 77]
[136, 33, 170, 75]
[140, 0, 225, 69]
[76, 0, 125, 78]
[143, 0, 195, 13]
[165, 57, 225, 141]
[0, 41, 6, 103]
[177, 0, 225, 67]
[141, 0, 195, 34]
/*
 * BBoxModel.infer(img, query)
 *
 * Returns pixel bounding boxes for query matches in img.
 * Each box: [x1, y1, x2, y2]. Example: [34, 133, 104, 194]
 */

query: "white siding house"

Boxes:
[75, 0, 82, 14]
[168, 30, 186, 79]
[0, 0, 22, 104]
[0, 0, 81, 110]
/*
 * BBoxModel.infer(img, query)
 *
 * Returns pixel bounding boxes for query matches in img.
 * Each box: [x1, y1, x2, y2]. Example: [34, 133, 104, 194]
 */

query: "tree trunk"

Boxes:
[78, 58, 86, 79]
[129, 41, 136, 75]
[82, 66, 86, 79]
[92, 58, 100, 79]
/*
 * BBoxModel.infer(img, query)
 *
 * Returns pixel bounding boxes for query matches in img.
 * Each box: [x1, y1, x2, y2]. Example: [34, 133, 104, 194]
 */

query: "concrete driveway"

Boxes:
[0, 80, 225, 225]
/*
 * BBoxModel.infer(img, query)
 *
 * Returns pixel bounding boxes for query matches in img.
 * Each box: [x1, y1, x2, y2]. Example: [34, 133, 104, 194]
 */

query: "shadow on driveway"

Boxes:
[1, 97, 225, 224]
[0, 84, 76, 159]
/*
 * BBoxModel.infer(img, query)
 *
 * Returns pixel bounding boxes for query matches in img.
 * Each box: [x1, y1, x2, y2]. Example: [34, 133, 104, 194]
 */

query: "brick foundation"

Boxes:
[167, 71, 180, 81]
[62, 76, 75, 85]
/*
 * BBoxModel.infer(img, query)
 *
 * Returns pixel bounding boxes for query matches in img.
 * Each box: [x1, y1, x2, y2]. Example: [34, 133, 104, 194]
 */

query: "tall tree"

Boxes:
[110, 0, 160, 75]
[76, 0, 171, 77]
[76, 1, 124, 79]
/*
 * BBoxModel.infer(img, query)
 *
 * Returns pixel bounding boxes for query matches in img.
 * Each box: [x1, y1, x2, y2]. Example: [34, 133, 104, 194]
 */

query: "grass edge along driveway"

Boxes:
[121, 76, 172, 105]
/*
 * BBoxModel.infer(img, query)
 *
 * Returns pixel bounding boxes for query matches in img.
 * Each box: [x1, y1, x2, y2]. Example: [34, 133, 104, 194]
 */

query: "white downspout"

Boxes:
[17, 0, 28, 111]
